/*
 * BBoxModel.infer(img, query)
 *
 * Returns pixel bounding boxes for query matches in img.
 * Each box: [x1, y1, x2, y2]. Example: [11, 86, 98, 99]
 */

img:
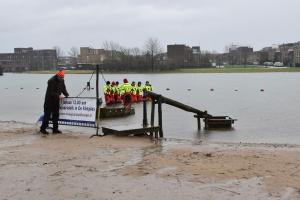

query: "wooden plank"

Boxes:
[102, 125, 160, 136]
[99, 107, 135, 118]
[150, 100, 156, 137]
[158, 98, 163, 138]
[143, 98, 148, 127]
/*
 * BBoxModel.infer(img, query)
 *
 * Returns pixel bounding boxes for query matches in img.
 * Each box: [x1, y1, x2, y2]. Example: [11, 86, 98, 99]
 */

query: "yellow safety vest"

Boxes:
[103, 85, 111, 95]
[121, 83, 132, 94]
[131, 85, 137, 95]
[137, 85, 144, 95]
[115, 85, 121, 95]
[144, 85, 153, 92]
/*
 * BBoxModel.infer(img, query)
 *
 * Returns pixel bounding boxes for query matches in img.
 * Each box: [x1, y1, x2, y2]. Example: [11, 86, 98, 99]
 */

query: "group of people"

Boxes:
[103, 79, 153, 106]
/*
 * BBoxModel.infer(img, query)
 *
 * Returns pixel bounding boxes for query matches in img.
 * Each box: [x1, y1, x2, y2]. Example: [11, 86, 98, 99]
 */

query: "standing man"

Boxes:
[144, 81, 153, 101]
[103, 81, 112, 105]
[136, 81, 143, 102]
[40, 70, 69, 134]
[114, 81, 122, 104]
[130, 81, 137, 103]
[120, 78, 132, 108]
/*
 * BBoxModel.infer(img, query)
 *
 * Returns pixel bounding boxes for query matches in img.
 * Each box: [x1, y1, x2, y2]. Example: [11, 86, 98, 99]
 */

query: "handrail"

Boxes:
[145, 91, 212, 118]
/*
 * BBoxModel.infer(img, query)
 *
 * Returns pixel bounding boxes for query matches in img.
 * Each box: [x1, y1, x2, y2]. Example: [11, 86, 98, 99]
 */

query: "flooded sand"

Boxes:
[0, 121, 299, 200]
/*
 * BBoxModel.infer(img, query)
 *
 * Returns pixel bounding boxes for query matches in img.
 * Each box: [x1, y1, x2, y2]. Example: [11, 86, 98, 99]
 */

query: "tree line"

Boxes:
[54, 37, 171, 72]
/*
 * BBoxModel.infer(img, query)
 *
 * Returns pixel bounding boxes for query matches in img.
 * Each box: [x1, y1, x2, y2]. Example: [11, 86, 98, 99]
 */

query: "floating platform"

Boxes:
[102, 124, 160, 136]
[204, 116, 236, 129]
[99, 107, 135, 119]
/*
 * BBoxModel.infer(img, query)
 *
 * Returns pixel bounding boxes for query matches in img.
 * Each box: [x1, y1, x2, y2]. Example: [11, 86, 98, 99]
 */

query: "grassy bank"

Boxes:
[175, 67, 300, 73]
[28, 67, 300, 74]
[29, 70, 95, 74]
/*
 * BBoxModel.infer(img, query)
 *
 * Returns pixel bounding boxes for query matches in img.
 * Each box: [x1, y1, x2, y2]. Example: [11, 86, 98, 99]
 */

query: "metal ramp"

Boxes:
[102, 91, 237, 138]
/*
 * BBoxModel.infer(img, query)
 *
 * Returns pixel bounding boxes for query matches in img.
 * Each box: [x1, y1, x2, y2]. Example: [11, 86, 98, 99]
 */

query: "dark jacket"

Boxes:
[44, 75, 69, 110]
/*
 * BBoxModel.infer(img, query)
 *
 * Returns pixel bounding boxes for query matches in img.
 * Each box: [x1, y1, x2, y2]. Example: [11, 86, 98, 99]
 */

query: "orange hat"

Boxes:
[56, 70, 64, 78]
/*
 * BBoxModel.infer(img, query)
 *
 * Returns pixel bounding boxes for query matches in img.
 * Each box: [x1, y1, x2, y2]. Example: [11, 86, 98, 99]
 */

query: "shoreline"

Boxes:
[1, 120, 300, 148]
[0, 121, 300, 199]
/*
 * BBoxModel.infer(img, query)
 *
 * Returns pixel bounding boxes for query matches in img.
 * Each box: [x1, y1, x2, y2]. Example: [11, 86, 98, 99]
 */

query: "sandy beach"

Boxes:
[0, 121, 299, 200]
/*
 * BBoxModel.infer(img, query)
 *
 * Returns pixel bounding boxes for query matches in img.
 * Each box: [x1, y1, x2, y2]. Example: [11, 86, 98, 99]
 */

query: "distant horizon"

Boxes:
[1, 39, 299, 55]
[1, 0, 299, 53]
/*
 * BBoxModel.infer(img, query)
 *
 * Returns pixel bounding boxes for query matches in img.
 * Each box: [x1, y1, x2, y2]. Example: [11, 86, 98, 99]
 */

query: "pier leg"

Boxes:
[143, 97, 148, 127]
[158, 97, 163, 138]
[197, 116, 201, 130]
[155, 131, 158, 139]
[90, 65, 103, 138]
[150, 100, 156, 137]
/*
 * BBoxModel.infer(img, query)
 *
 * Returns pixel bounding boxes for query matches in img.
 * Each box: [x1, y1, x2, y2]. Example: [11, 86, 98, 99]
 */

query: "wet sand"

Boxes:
[0, 121, 300, 200]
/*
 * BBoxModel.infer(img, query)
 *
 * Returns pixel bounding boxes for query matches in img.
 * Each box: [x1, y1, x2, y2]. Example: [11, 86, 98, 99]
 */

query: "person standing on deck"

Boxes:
[120, 79, 132, 108]
[40, 70, 69, 135]
[104, 81, 112, 105]
[115, 81, 122, 104]
[130, 81, 137, 103]
[110, 81, 116, 104]
[144, 81, 153, 101]
[136, 81, 144, 102]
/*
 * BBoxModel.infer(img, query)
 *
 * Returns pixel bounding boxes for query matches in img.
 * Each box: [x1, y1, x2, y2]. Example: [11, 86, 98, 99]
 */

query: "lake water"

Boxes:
[1, 72, 300, 144]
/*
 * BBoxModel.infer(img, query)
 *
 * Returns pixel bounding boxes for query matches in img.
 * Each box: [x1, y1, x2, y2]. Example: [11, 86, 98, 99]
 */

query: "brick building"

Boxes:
[279, 43, 295, 66]
[0, 48, 57, 72]
[192, 46, 201, 66]
[224, 46, 253, 65]
[77, 47, 107, 64]
[294, 45, 300, 66]
[167, 44, 193, 67]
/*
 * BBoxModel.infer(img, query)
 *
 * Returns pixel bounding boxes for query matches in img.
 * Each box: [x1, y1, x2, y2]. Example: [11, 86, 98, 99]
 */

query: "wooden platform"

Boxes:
[99, 107, 135, 119]
[102, 124, 160, 136]
[204, 116, 236, 129]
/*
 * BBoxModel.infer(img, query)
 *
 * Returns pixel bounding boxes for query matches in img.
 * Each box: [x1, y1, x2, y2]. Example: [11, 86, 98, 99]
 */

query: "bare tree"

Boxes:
[68, 47, 79, 58]
[131, 47, 141, 57]
[53, 46, 64, 58]
[102, 41, 121, 63]
[144, 37, 162, 71]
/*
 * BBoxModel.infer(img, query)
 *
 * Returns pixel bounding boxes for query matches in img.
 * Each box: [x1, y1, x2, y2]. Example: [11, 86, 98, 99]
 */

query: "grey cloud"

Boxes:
[0, 0, 299, 53]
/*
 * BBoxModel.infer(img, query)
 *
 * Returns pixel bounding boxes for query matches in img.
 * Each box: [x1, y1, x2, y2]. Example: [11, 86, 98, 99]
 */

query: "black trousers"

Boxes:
[40, 106, 59, 131]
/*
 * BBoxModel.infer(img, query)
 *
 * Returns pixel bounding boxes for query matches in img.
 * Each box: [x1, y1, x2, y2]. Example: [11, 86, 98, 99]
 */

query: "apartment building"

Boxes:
[0, 48, 57, 72]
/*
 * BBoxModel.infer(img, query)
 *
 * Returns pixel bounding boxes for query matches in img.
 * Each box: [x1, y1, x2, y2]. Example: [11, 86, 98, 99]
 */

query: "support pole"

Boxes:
[150, 99, 156, 138]
[151, 100, 155, 127]
[158, 97, 163, 138]
[196, 116, 201, 130]
[95, 65, 100, 136]
[142, 96, 148, 127]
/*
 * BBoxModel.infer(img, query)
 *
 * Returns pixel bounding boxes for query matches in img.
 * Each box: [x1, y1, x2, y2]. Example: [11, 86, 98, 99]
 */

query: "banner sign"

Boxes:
[59, 97, 97, 127]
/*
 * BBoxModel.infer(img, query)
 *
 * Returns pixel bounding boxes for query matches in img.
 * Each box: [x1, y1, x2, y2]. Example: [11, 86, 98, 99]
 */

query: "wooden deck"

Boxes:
[99, 107, 135, 119]
[102, 124, 160, 137]
[204, 116, 236, 129]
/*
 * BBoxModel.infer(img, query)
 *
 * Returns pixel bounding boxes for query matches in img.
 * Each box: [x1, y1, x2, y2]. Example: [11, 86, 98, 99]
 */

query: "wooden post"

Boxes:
[150, 99, 156, 138]
[197, 116, 201, 130]
[95, 65, 100, 136]
[158, 97, 163, 138]
[143, 97, 148, 127]
[151, 100, 155, 127]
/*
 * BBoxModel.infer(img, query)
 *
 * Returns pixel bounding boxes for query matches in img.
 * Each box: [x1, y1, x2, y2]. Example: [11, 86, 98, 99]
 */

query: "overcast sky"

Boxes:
[0, 0, 299, 53]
